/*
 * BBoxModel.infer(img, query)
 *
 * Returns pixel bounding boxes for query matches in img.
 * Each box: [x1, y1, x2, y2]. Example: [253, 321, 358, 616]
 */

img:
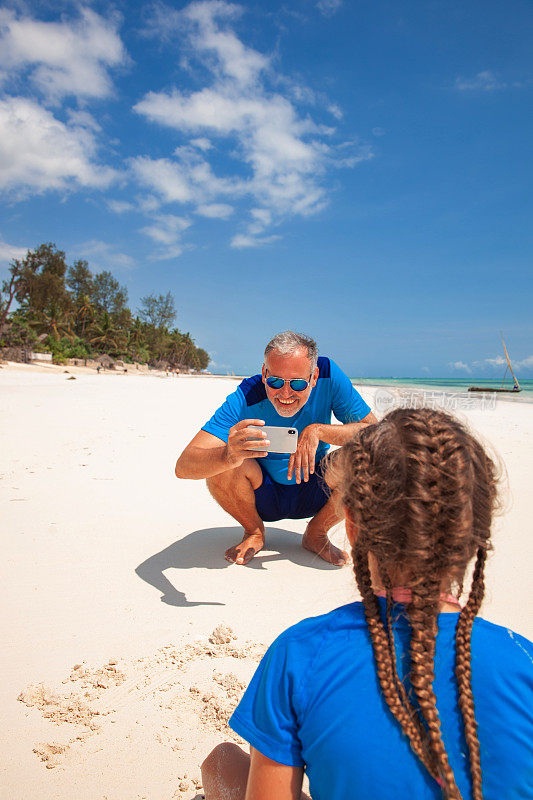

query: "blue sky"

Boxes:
[0, 0, 532, 377]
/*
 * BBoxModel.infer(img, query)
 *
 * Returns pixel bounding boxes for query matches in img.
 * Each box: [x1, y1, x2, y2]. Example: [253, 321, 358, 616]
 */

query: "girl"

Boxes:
[201, 409, 533, 800]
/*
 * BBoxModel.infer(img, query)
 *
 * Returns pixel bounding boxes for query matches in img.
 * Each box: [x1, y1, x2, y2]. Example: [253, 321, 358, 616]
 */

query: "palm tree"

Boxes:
[75, 294, 95, 337]
[127, 316, 146, 361]
[178, 332, 196, 367]
[30, 300, 74, 341]
[89, 311, 123, 354]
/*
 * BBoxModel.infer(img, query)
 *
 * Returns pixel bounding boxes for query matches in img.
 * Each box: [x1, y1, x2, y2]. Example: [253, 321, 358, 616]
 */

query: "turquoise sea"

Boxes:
[351, 377, 533, 403]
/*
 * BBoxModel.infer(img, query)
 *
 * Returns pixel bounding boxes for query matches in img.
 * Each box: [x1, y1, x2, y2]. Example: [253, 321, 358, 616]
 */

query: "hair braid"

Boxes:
[353, 548, 438, 779]
[409, 585, 462, 799]
[455, 548, 487, 800]
[406, 415, 464, 797]
[381, 577, 427, 744]
[335, 408, 498, 799]
[393, 414, 462, 796]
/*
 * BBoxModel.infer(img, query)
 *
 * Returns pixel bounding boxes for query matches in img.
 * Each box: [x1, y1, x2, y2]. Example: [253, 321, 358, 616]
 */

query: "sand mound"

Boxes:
[33, 742, 69, 770]
[208, 624, 237, 645]
[17, 684, 104, 730]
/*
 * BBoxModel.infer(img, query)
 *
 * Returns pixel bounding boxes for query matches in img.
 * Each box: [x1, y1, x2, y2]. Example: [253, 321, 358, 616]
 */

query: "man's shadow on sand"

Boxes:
[135, 526, 337, 607]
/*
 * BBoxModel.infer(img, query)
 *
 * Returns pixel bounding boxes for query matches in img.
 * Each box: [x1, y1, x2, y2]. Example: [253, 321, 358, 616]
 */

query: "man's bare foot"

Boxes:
[302, 530, 348, 566]
[225, 531, 265, 565]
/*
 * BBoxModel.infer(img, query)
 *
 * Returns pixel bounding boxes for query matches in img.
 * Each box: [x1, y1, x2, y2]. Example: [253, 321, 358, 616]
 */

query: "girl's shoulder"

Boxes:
[472, 617, 533, 673]
[278, 601, 368, 639]
[269, 602, 370, 665]
[271, 605, 533, 682]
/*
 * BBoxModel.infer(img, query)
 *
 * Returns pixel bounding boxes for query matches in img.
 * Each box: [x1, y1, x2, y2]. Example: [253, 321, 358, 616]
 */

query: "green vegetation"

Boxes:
[0, 243, 209, 370]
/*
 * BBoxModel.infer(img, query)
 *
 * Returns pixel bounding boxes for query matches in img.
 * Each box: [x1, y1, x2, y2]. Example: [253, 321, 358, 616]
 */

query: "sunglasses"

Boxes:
[265, 375, 311, 392]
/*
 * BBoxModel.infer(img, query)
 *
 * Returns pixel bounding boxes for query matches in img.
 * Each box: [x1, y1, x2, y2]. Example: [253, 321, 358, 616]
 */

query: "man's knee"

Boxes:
[206, 471, 229, 494]
[206, 459, 263, 495]
[206, 467, 239, 497]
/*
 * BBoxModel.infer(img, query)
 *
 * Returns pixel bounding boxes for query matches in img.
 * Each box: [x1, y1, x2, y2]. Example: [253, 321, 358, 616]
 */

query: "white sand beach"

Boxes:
[1, 363, 532, 800]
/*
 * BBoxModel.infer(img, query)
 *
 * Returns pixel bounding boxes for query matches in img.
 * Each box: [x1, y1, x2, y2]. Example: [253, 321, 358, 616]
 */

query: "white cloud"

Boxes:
[483, 355, 506, 367]
[131, 156, 195, 203]
[136, 194, 161, 214]
[144, 1, 267, 84]
[107, 199, 134, 214]
[0, 235, 27, 263]
[372, 126, 386, 137]
[181, 0, 268, 87]
[134, 0, 370, 249]
[316, 0, 343, 17]
[208, 360, 232, 372]
[140, 213, 191, 259]
[454, 70, 505, 92]
[331, 140, 374, 168]
[448, 360, 471, 373]
[190, 137, 212, 150]
[231, 233, 280, 248]
[0, 96, 117, 197]
[196, 203, 233, 218]
[482, 354, 533, 371]
[461, 353, 533, 374]
[250, 208, 272, 227]
[77, 240, 135, 271]
[0, 7, 128, 103]
[327, 103, 343, 120]
[141, 214, 190, 245]
[136, 87, 272, 135]
[228, 206, 273, 244]
[130, 148, 242, 207]
[287, 84, 317, 106]
[66, 110, 102, 132]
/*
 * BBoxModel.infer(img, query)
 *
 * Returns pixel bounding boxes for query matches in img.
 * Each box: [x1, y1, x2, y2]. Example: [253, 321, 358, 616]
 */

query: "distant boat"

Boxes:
[468, 333, 521, 393]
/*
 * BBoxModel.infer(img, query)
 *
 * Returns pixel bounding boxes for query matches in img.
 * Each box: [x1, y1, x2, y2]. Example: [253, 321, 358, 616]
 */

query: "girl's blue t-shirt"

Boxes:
[202, 357, 371, 485]
[230, 600, 533, 800]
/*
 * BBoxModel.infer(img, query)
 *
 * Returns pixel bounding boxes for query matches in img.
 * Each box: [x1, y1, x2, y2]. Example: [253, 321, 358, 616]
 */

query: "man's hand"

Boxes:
[225, 419, 269, 468]
[287, 424, 320, 484]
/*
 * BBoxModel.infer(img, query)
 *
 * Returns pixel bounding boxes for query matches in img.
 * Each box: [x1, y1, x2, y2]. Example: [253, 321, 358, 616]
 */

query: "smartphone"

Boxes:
[249, 425, 298, 454]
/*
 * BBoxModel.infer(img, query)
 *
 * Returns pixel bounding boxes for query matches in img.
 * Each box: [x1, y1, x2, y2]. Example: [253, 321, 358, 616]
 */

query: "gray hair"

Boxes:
[264, 331, 318, 370]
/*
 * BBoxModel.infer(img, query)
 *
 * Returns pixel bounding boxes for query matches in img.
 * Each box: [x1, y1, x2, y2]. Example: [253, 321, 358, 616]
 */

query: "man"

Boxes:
[175, 331, 377, 566]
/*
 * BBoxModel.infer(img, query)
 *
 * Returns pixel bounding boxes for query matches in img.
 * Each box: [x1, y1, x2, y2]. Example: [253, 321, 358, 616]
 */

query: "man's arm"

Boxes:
[310, 410, 378, 446]
[175, 421, 269, 480]
[287, 411, 378, 483]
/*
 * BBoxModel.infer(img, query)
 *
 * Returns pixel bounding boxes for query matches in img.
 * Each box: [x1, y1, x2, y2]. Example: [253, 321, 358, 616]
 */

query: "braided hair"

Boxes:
[337, 408, 498, 800]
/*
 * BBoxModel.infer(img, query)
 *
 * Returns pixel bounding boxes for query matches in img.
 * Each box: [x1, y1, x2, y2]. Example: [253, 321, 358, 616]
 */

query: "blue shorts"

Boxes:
[254, 461, 330, 522]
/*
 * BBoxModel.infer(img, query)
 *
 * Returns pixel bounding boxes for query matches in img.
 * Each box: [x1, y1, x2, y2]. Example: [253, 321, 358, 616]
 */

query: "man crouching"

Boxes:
[175, 331, 376, 566]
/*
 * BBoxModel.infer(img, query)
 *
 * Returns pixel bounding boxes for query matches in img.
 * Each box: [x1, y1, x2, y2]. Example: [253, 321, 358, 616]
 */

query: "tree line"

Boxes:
[0, 243, 209, 370]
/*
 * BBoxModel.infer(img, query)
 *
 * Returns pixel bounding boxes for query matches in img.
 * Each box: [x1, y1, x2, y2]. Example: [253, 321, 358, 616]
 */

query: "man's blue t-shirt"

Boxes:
[202, 357, 371, 485]
[230, 600, 533, 800]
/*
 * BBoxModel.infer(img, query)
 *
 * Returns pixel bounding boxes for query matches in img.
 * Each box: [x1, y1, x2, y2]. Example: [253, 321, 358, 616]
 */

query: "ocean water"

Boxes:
[351, 377, 533, 407]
